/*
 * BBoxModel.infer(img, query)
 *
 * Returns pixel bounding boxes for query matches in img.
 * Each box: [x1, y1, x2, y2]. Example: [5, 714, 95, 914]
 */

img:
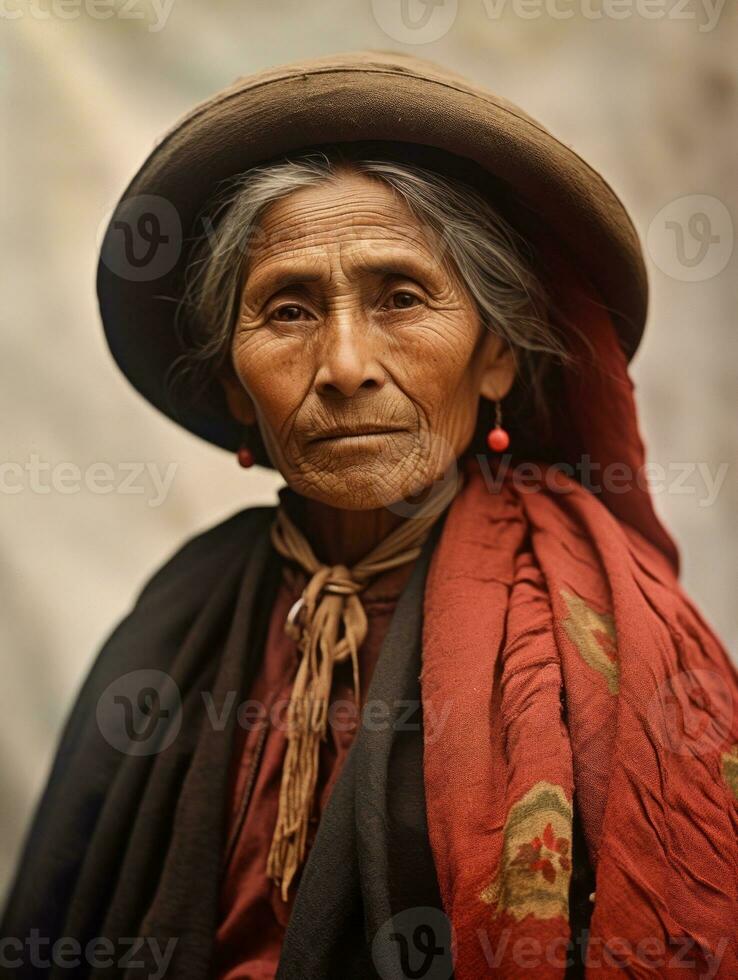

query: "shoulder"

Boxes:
[74, 503, 277, 699]
[132, 503, 276, 609]
[49, 504, 277, 754]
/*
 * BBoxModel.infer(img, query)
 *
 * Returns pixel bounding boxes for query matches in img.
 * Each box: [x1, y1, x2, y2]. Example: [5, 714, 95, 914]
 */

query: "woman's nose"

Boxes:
[314, 321, 385, 398]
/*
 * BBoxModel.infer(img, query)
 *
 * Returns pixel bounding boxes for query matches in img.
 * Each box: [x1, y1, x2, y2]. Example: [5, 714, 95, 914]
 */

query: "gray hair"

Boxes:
[172, 150, 570, 431]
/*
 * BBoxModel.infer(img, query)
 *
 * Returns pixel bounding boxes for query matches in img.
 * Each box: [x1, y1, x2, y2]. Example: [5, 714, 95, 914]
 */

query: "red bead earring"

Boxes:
[486, 400, 510, 453]
[237, 441, 254, 468]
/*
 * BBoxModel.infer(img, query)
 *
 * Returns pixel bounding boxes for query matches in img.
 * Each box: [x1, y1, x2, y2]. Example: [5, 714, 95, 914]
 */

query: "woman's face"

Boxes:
[222, 170, 514, 509]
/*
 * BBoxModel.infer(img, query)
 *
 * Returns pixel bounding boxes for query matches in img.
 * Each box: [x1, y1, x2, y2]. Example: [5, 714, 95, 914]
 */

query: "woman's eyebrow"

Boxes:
[345, 251, 442, 281]
[243, 266, 324, 304]
[243, 249, 443, 303]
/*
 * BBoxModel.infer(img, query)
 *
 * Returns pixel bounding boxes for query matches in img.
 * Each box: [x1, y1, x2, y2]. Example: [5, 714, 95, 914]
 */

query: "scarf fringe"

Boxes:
[267, 474, 461, 897]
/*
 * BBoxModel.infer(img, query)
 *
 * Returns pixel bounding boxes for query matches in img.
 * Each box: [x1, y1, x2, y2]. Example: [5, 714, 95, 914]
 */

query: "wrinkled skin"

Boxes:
[221, 169, 515, 512]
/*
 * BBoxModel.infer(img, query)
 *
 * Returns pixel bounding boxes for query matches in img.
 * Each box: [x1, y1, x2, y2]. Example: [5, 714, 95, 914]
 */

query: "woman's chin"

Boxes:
[289, 458, 437, 512]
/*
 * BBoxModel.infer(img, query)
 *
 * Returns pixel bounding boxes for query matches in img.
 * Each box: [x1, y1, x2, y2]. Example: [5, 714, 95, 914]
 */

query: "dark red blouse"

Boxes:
[213, 561, 414, 980]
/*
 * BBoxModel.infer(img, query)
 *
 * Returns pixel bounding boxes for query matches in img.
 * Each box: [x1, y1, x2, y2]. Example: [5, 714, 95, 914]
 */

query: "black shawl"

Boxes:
[2, 506, 591, 978]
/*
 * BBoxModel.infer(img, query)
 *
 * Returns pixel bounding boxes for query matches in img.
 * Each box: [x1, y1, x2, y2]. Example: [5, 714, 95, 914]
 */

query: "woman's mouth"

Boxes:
[310, 425, 406, 444]
[307, 426, 408, 452]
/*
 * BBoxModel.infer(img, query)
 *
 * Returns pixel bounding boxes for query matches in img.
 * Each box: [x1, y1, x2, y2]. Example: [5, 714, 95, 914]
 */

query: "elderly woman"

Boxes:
[3, 52, 737, 980]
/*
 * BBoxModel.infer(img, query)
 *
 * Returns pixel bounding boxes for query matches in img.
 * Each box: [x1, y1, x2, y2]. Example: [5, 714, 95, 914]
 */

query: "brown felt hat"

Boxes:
[97, 49, 649, 453]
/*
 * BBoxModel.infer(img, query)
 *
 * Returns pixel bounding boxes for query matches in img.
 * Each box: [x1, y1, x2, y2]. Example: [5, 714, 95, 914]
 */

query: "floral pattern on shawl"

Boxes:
[722, 744, 738, 802]
[480, 781, 572, 922]
[561, 590, 619, 695]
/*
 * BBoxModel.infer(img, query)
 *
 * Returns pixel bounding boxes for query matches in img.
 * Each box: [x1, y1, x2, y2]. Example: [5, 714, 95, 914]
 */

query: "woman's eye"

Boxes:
[388, 291, 421, 310]
[271, 304, 306, 322]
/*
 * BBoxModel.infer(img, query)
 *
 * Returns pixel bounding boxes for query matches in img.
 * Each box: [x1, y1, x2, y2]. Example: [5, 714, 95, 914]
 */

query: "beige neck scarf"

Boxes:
[266, 474, 462, 899]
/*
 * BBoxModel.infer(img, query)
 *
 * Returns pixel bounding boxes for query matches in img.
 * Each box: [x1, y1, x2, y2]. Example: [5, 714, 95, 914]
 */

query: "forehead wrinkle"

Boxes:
[337, 242, 443, 283]
[263, 179, 408, 214]
[257, 183, 426, 246]
[258, 211, 420, 251]
[242, 251, 329, 306]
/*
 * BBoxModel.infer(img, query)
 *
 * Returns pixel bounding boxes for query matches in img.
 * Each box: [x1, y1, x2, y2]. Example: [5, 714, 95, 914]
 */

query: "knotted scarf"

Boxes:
[267, 474, 461, 898]
[419, 260, 738, 978]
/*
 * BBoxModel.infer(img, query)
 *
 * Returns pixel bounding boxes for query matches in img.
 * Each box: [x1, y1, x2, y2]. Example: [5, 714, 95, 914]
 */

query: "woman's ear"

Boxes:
[479, 331, 516, 401]
[218, 362, 257, 427]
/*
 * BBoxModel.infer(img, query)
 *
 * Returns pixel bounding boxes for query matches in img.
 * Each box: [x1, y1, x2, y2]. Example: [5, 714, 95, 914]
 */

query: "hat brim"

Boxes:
[97, 50, 648, 453]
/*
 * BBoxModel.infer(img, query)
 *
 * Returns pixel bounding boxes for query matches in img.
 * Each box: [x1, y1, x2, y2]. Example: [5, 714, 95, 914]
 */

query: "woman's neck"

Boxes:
[294, 495, 405, 567]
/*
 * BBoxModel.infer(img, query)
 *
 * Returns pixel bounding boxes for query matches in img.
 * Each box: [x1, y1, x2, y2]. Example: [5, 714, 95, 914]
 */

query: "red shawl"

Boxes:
[421, 261, 738, 977]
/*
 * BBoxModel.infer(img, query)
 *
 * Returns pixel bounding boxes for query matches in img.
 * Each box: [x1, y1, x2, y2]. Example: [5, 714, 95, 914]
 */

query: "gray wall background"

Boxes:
[2, 0, 736, 901]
